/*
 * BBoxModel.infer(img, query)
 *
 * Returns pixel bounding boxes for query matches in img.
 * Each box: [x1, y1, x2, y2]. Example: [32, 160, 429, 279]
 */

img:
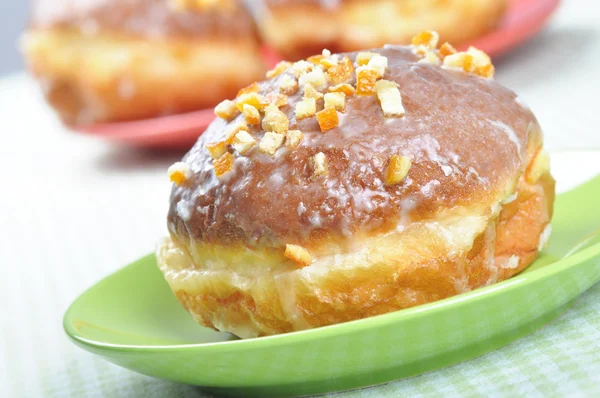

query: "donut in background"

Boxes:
[257, 0, 508, 60]
[21, 0, 266, 125]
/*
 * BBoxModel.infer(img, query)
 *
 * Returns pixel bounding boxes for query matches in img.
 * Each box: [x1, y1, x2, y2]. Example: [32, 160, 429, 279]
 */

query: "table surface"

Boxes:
[2, 1, 600, 397]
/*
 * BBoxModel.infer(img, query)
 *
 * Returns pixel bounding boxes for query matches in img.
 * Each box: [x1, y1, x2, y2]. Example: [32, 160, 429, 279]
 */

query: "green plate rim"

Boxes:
[63, 233, 600, 353]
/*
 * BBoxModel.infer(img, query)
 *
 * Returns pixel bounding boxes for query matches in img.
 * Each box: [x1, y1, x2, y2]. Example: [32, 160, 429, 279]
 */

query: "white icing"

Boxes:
[325, 180, 350, 207]
[383, 44, 404, 50]
[407, 135, 442, 163]
[489, 120, 522, 156]
[441, 164, 453, 176]
[501, 192, 518, 205]
[176, 199, 194, 221]
[490, 202, 501, 216]
[274, 273, 311, 332]
[421, 179, 440, 196]
[425, 215, 487, 257]
[501, 255, 520, 269]
[309, 213, 322, 227]
[403, 135, 466, 179]
[397, 196, 417, 228]
[515, 96, 530, 110]
[167, 221, 176, 232]
[538, 224, 552, 251]
[267, 170, 286, 188]
[441, 65, 464, 73]
[467, 167, 486, 185]
[297, 202, 306, 216]
[350, 184, 388, 214]
[195, 205, 208, 216]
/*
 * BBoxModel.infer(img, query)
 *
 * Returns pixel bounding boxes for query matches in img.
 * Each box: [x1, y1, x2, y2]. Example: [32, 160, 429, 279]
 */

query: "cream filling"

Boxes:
[157, 208, 495, 338]
[538, 224, 552, 252]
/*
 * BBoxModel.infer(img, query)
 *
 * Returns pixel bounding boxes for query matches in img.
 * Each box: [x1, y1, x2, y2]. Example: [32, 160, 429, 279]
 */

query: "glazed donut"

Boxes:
[157, 33, 554, 338]
[21, 0, 265, 125]
[257, 0, 507, 60]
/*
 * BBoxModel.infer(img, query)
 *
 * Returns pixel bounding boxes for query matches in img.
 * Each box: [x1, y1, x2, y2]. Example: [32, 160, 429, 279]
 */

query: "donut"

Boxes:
[157, 32, 554, 338]
[21, 0, 265, 125]
[257, 0, 508, 60]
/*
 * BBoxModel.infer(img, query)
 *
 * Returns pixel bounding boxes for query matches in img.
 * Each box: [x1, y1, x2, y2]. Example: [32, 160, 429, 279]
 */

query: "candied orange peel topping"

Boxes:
[324, 92, 346, 112]
[285, 130, 304, 149]
[205, 141, 227, 160]
[526, 149, 550, 184]
[356, 52, 378, 66]
[242, 104, 260, 125]
[316, 107, 339, 132]
[279, 75, 299, 95]
[367, 55, 388, 77]
[299, 68, 328, 90]
[213, 33, 496, 171]
[376, 80, 405, 118]
[356, 67, 379, 96]
[224, 122, 249, 144]
[475, 63, 495, 79]
[439, 42, 457, 59]
[214, 99, 238, 121]
[214, 152, 234, 177]
[310, 152, 329, 177]
[417, 51, 441, 65]
[329, 83, 356, 96]
[291, 60, 314, 77]
[307, 54, 325, 65]
[303, 83, 324, 99]
[168, 162, 191, 186]
[443, 52, 474, 71]
[284, 244, 312, 267]
[409, 31, 496, 79]
[443, 47, 495, 79]
[263, 93, 289, 108]
[327, 56, 354, 85]
[266, 61, 292, 79]
[412, 30, 440, 50]
[262, 105, 289, 134]
[169, 0, 235, 11]
[320, 56, 338, 69]
[236, 92, 264, 112]
[295, 98, 317, 119]
[231, 131, 256, 155]
[237, 82, 260, 98]
[385, 155, 411, 185]
[259, 132, 286, 156]
[466, 47, 495, 78]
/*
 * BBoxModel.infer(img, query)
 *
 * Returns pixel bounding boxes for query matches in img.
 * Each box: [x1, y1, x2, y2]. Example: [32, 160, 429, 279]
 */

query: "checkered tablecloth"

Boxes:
[2, 1, 600, 396]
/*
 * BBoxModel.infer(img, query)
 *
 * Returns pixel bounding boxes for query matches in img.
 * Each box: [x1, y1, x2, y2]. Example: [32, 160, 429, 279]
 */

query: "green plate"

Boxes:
[64, 176, 600, 398]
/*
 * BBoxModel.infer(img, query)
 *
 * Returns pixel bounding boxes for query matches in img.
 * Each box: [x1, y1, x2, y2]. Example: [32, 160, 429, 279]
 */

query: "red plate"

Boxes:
[76, 0, 561, 149]
[460, 0, 561, 55]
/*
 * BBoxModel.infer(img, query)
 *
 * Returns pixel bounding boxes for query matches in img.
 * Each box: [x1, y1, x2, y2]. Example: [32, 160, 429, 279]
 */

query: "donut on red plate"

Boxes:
[257, 0, 508, 60]
[21, 0, 266, 125]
